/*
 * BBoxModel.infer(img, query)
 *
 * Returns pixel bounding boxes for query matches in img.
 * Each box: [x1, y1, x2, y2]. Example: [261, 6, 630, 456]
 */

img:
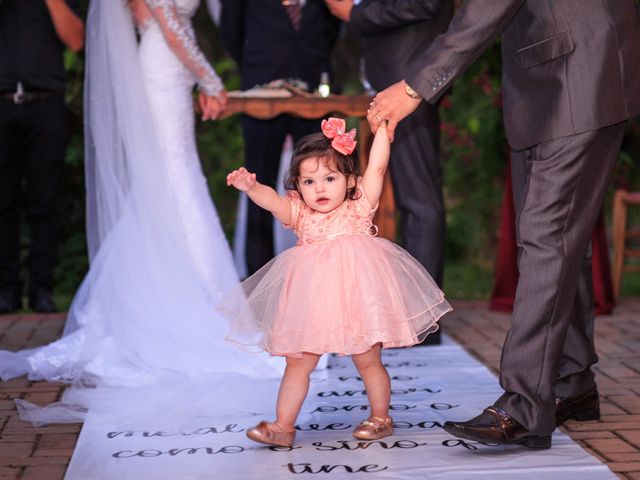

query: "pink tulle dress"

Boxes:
[222, 185, 451, 358]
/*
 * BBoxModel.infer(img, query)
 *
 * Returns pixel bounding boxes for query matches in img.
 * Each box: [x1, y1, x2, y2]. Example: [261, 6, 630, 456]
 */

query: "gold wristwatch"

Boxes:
[404, 82, 421, 99]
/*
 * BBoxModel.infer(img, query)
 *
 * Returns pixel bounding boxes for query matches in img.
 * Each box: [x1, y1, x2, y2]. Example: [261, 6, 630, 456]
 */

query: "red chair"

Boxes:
[611, 189, 640, 299]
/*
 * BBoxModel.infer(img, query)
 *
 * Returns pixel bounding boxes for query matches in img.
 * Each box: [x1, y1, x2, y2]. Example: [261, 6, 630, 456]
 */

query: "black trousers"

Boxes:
[496, 121, 627, 435]
[389, 101, 444, 287]
[0, 93, 67, 295]
[241, 114, 323, 275]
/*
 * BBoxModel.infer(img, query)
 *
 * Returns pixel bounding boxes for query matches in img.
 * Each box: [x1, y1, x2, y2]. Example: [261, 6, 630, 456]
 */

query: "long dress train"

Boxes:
[0, 0, 282, 427]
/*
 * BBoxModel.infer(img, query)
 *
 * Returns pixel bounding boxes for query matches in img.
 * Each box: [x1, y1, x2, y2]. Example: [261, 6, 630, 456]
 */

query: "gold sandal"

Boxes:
[246, 421, 296, 447]
[352, 416, 394, 440]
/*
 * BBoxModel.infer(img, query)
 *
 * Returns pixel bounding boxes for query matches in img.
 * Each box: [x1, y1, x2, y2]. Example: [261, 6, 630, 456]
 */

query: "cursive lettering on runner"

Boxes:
[312, 440, 427, 451]
[429, 403, 459, 410]
[296, 423, 352, 431]
[317, 387, 441, 398]
[312, 403, 417, 414]
[393, 420, 443, 429]
[442, 439, 498, 450]
[112, 445, 245, 458]
[285, 463, 388, 474]
[107, 424, 243, 439]
[382, 361, 429, 368]
[336, 375, 417, 382]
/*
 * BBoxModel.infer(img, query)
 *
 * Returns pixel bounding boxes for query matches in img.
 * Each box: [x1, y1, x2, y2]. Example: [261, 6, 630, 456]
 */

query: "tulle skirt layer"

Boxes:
[222, 235, 452, 357]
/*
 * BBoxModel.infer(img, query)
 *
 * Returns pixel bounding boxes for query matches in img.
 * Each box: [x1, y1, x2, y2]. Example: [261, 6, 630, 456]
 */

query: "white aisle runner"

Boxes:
[66, 340, 614, 479]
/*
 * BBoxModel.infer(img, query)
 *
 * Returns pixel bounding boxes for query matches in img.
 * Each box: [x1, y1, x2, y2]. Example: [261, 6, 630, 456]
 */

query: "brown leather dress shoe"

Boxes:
[442, 406, 552, 449]
[246, 421, 296, 447]
[556, 384, 600, 426]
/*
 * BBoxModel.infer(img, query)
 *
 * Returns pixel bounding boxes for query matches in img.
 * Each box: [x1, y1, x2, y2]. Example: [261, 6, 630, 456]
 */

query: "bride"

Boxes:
[0, 0, 281, 424]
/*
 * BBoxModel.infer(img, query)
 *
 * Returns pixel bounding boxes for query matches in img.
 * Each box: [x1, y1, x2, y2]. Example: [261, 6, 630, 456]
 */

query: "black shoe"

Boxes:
[442, 406, 552, 449]
[556, 384, 600, 426]
[28, 289, 57, 313]
[0, 290, 21, 314]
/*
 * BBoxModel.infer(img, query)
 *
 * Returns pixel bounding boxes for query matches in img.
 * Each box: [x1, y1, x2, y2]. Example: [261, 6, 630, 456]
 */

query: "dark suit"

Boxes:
[220, 0, 339, 274]
[349, 0, 453, 288]
[406, 0, 640, 435]
[0, 0, 80, 304]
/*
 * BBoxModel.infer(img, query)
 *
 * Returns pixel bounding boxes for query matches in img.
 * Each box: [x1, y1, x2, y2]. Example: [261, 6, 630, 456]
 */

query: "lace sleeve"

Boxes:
[145, 0, 223, 96]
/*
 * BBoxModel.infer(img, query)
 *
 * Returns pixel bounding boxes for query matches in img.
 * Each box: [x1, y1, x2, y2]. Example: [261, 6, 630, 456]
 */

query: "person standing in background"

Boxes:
[325, 0, 453, 344]
[0, 0, 85, 313]
[219, 0, 340, 275]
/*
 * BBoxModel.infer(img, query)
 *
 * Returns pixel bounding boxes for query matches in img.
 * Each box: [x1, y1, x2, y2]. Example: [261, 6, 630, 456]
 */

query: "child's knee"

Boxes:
[352, 349, 383, 371]
[286, 354, 319, 374]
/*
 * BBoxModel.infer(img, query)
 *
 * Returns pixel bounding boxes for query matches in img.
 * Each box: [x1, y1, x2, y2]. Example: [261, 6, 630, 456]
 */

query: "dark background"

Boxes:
[46, 2, 640, 309]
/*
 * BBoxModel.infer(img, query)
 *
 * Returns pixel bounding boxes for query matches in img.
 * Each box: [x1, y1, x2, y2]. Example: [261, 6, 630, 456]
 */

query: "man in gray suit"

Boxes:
[368, 0, 640, 449]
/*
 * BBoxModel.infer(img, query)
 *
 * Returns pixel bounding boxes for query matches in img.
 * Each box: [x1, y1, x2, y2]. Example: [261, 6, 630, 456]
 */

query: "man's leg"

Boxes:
[241, 115, 288, 274]
[497, 122, 627, 436]
[290, 116, 322, 144]
[23, 96, 66, 310]
[0, 101, 23, 309]
[389, 102, 445, 287]
[510, 138, 598, 402]
[555, 247, 598, 398]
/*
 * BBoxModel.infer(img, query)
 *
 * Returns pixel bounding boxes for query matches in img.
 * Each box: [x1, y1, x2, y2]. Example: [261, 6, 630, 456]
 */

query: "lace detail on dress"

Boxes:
[285, 184, 379, 245]
[143, 0, 223, 96]
[27, 331, 87, 382]
[136, 16, 155, 35]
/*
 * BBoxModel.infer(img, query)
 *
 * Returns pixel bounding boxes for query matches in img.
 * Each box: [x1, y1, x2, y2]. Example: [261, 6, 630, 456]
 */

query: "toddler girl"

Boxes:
[224, 117, 451, 447]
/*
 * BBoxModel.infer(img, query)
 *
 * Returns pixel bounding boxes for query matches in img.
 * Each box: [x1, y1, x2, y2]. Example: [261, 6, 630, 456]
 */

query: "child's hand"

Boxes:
[377, 119, 389, 138]
[227, 167, 257, 192]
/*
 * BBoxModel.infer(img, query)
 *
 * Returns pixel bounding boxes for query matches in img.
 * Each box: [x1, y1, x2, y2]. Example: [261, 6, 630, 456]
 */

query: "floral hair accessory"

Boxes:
[321, 117, 357, 155]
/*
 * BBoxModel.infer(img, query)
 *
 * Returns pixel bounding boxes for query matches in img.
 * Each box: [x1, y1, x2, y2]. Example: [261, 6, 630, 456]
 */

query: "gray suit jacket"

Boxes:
[349, 0, 453, 91]
[406, 0, 640, 150]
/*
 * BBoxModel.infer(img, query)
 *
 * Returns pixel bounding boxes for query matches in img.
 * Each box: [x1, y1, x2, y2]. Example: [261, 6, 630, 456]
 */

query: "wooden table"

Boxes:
[222, 94, 396, 240]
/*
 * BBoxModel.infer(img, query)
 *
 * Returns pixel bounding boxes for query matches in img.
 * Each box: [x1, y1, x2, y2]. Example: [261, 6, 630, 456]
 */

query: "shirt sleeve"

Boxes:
[144, 0, 224, 96]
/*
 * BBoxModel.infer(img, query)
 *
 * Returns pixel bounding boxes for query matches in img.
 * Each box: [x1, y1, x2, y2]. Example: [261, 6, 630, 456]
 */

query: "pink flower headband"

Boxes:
[321, 117, 357, 155]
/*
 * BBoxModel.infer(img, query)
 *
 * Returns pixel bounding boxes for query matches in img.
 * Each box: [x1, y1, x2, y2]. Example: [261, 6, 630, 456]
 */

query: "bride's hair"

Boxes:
[284, 132, 361, 200]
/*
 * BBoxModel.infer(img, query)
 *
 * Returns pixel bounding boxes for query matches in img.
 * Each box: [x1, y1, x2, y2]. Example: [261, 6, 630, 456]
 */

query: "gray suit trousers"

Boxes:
[496, 121, 627, 435]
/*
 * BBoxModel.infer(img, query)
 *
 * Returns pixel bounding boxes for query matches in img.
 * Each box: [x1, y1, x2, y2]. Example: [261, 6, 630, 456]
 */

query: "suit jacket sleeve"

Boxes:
[219, 0, 245, 65]
[349, 0, 446, 35]
[405, 0, 525, 104]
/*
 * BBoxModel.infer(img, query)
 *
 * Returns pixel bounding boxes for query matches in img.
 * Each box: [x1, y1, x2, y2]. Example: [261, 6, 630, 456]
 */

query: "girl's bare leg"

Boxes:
[351, 343, 391, 419]
[275, 352, 322, 430]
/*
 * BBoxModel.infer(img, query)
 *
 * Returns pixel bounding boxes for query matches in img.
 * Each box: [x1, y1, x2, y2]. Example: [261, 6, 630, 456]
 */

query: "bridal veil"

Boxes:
[0, 0, 282, 427]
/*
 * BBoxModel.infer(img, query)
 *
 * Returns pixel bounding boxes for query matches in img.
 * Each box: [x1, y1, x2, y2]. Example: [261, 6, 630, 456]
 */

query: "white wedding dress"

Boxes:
[0, 0, 281, 426]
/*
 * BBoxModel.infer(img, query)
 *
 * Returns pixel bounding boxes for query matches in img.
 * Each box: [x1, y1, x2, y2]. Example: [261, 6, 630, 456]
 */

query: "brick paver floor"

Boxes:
[1, 299, 639, 480]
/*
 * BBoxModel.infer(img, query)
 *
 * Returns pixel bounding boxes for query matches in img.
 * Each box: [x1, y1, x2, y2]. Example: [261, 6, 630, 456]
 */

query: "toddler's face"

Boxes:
[297, 157, 355, 213]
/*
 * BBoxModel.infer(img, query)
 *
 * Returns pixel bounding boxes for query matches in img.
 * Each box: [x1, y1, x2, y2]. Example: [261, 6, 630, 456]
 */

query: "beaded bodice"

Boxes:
[286, 186, 379, 246]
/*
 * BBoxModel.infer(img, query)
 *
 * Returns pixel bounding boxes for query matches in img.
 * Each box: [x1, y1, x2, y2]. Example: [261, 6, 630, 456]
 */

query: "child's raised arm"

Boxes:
[361, 122, 390, 207]
[226, 167, 292, 225]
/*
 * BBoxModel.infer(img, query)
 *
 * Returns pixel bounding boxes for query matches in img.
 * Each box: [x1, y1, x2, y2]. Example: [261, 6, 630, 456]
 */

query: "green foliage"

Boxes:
[195, 115, 244, 242]
[440, 42, 506, 268]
